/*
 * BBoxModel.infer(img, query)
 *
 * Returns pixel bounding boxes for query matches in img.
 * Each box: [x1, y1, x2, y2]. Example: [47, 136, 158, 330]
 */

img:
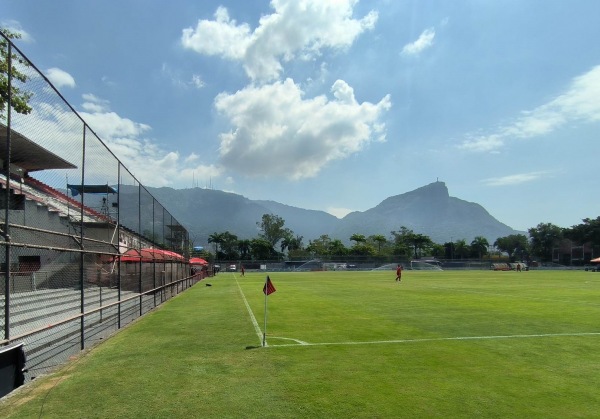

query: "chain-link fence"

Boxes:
[1, 32, 199, 384]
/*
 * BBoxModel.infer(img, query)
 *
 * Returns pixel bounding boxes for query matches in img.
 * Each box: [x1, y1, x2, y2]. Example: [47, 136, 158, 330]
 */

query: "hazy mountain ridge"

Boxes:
[134, 181, 520, 246]
[330, 182, 517, 244]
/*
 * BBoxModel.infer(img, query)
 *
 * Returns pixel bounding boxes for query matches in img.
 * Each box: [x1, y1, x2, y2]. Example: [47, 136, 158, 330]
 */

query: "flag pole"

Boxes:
[263, 276, 268, 347]
[262, 276, 276, 347]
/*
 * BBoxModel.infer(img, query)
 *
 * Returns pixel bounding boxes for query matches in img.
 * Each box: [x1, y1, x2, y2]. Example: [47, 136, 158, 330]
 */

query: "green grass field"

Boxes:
[2, 269, 600, 418]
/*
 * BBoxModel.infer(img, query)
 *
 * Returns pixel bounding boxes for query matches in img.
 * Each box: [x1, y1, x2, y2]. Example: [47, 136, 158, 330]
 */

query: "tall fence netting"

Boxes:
[1, 32, 198, 384]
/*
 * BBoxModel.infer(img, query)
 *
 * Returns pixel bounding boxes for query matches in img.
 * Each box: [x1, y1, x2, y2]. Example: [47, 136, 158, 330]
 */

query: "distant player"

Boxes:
[241, 265, 245, 277]
[395, 265, 402, 282]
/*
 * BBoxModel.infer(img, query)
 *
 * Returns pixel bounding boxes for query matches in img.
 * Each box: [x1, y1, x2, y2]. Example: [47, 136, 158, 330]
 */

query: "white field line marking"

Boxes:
[266, 332, 600, 348]
[235, 278, 263, 344]
[269, 336, 309, 345]
[428, 286, 600, 307]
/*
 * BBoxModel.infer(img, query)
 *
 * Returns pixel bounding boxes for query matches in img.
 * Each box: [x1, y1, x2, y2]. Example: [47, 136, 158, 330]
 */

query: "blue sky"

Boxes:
[2, 0, 599, 232]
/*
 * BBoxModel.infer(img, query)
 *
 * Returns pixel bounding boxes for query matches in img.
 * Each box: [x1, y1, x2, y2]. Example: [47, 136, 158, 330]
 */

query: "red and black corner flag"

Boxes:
[262, 276, 276, 347]
[263, 276, 276, 295]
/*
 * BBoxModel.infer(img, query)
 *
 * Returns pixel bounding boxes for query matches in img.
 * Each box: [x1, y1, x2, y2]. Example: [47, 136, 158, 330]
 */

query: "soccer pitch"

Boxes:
[3, 270, 600, 418]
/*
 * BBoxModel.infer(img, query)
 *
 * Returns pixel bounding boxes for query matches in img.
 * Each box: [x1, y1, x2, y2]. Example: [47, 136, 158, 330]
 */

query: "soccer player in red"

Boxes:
[395, 265, 402, 282]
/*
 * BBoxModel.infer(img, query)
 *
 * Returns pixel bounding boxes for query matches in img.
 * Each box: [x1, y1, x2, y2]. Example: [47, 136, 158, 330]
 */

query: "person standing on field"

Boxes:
[395, 265, 402, 282]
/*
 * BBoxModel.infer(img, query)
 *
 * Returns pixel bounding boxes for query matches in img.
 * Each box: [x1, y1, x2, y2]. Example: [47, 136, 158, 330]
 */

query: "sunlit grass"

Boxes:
[2, 269, 600, 418]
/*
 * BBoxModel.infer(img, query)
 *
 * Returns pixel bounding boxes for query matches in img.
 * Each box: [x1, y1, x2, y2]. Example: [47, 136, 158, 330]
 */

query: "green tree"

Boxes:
[408, 233, 433, 259]
[288, 235, 304, 252]
[306, 234, 331, 256]
[219, 231, 239, 260]
[350, 242, 376, 256]
[238, 239, 251, 260]
[454, 239, 469, 259]
[1, 28, 33, 119]
[528, 223, 563, 262]
[280, 232, 303, 254]
[565, 217, 600, 247]
[328, 239, 348, 257]
[287, 235, 308, 259]
[250, 237, 275, 260]
[257, 214, 292, 250]
[349, 234, 374, 256]
[208, 232, 225, 258]
[470, 236, 489, 260]
[494, 234, 528, 262]
[390, 227, 433, 259]
[280, 234, 292, 254]
[430, 243, 445, 259]
[444, 241, 455, 259]
[349, 234, 367, 245]
[369, 234, 388, 254]
[390, 227, 414, 258]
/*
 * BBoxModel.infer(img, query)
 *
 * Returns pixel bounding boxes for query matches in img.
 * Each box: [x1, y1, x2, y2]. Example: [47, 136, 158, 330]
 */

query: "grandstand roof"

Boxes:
[1, 124, 77, 172]
[67, 184, 117, 195]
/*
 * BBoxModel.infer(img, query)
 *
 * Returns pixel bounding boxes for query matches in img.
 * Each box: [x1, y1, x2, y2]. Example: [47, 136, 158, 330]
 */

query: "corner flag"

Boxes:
[262, 276, 276, 347]
[263, 276, 276, 295]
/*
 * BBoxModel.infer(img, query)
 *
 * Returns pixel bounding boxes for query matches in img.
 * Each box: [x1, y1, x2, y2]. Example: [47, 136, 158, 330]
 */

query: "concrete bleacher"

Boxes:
[24, 176, 111, 222]
[1, 286, 144, 380]
[4, 288, 136, 332]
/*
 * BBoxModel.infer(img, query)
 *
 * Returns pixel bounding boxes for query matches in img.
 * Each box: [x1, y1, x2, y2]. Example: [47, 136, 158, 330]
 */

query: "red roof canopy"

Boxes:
[119, 248, 184, 263]
[189, 257, 208, 265]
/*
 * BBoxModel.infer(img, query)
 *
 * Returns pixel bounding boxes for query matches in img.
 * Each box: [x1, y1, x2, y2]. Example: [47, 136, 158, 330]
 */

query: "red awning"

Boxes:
[118, 248, 184, 263]
[189, 257, 208, 265]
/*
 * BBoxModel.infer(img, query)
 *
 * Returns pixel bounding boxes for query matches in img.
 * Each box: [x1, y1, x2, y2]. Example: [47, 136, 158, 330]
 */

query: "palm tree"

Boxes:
[208, 232, 225, 259]
[408, 233, 433, 259]
[454, 239, 469, 259]
[350, 234, 366, 245]
[288, 235, 303, 252]
[238, 239, 251, 259]
[470, 236, 489, 260]
[370, 234, 387, 254]
[280, 235, 291, 253]
[219, 231, 239, 259]
[328, 239, 347, 256]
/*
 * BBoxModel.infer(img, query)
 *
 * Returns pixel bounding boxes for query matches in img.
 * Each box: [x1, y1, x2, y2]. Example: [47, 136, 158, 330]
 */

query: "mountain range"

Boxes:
[123, 181, 520, 247]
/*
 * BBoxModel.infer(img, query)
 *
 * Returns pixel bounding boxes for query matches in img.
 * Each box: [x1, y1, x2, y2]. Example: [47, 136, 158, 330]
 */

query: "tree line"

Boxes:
[200, 214, 600, 265]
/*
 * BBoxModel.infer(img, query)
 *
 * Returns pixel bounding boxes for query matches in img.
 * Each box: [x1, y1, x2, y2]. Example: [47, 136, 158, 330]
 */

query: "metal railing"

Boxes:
[1, 31, 198, 382]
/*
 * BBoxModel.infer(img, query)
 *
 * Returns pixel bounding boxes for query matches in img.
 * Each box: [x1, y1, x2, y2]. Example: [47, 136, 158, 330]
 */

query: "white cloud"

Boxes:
[181, 7, 251, 59]
[13, 93, 222, 188]
[81, 93, 110, 113]
[190, 74, 205, 89]
[401, 28, 435, 56]
[214, 78, 391, 179]
[458, 134, 504, 152]
[45, 67, 76, 89]
[482, 171, 549, 186]
[161, 63, 206, 89]
[461, 65, 600, 152]
[181, 0, 378, 82]
[1, 20, 34, 42]
[79, 110, 151, 140]
[76, 96, 224, 186]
